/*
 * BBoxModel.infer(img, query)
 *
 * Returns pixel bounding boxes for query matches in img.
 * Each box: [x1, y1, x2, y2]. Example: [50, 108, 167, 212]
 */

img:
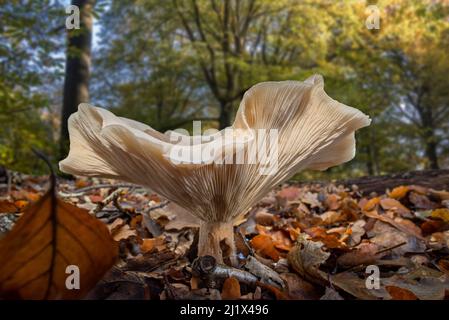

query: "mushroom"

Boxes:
[59, 75, 370, 264]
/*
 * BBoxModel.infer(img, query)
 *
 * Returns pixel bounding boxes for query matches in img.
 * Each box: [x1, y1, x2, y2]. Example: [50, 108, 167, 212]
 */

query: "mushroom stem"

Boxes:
[198, 220, 237, 266]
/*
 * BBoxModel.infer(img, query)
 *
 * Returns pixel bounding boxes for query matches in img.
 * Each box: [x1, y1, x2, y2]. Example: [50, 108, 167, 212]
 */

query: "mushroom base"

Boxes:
[198, 220, 237, 266]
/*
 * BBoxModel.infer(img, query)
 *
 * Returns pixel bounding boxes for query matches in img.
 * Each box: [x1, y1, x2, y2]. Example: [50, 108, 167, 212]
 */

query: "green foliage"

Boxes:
[0, 0, 64, 173]
[1, 0, 448, 177]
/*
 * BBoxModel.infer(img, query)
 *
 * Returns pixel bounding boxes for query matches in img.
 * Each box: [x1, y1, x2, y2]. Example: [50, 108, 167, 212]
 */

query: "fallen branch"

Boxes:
[93, 188, 127, 214]
[59, 183, 140, 197]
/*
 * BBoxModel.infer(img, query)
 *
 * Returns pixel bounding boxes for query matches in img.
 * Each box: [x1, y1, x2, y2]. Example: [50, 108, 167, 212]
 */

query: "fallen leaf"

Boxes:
[337, 242, 380, 268]
[369, 221, 425, 255]
[420, 219, 446, 236]
[280, 273, 321, 300]
[301, 192, 322, 209]
[437, 259, 449, 276]
[388, 186, 409, 199]
[330, 271, 389, 300]
[140, 237, 166, 253]
[288, 233, 329, 284]
[431, 208, 449, 222]
[14, 200, 29, 210]
[0, 200, 18, 213]
[429, 189, 449, 201]
[109, 218, 137, 241]
[362, 197, 380, 212]
[409, 192, 439, 210]
[320, 287, 344, 300]
[250, 234, 280, 261]
[0, 186, 117, 299]
[319, 211, 343, 225]
[277, 186, 300, 201]
[380, 198, 410, 216]
[385, 286, 418, 300]
[221, 277, 241, 300]
[325, 194, 341, 210]
[364, 210, 424, 240]
[347, 220, 366, 246]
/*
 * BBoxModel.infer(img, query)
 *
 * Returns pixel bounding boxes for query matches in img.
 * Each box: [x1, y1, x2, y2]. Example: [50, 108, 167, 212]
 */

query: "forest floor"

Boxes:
[1, 170, 449, 300]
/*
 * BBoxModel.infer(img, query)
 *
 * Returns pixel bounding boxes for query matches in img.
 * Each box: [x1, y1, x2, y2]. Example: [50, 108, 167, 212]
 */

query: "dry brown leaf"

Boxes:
[409, 192, 439, 210]
[277, 187, 300, 201]
[330, 271, 389, 300]
[319, 210, 343, 225]
[320, 287, 344, 300]
[380, 198, 410, 216]
[0, 188, 117, 299]
[429, 189, 449, 201]
[364, 210, 424, 240]
[337, 242, 380, 268]
[288, 233, 329, 284]
[221, 277, 241, 300]
[109, 218, 137, 241]
[325, 194, 340, 210]
[280, 273, 321, 300]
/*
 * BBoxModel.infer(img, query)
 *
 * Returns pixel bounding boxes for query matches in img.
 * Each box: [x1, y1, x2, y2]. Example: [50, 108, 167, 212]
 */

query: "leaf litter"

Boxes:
[1, 173, 449, 300]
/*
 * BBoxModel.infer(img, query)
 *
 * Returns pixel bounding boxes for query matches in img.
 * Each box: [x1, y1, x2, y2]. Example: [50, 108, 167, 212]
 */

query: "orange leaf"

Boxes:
[250, 234, 280, 261]
[388, 186, 409, 199]
[362, 197, 380, 212]
[385, 286, 418, 300]
[221, 277, 241, 300]
[0, 188, 117, 299]
[140, 237, 165, 253]
[14, 200, 29, 210]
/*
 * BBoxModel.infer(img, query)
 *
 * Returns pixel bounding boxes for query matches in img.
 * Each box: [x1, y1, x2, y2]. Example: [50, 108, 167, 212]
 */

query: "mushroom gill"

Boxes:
[59, 74, 371, 264]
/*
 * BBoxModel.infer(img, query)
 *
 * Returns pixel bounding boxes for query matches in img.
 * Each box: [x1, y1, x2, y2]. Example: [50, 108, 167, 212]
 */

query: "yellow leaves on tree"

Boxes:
[0, 185, 117, 299]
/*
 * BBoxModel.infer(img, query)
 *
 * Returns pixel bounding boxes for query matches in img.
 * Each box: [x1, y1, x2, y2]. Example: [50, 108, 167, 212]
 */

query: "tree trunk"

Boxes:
[60, 0, 95, 159]
[423, 129, 440, 169]
[218, 102, 232, 129]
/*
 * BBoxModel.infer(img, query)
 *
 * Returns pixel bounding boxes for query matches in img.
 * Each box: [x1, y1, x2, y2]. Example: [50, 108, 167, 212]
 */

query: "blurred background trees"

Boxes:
[0, 0, 448, 177]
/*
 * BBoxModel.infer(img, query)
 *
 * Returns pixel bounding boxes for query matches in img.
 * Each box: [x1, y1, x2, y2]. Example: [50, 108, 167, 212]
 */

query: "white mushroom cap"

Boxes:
[60, 74, 370, 223]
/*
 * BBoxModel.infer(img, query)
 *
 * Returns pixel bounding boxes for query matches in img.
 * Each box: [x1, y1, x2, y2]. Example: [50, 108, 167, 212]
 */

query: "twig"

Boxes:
[93, 188, 126, 214]
[147, 201, 170, 212]
[192, 255, 258, 287]
[376, 241, 407, 255]
[59, 183, 140, 197]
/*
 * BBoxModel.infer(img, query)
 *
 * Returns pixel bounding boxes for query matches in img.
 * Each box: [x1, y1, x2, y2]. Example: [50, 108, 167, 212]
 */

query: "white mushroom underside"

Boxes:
[60, 75, 371, 223]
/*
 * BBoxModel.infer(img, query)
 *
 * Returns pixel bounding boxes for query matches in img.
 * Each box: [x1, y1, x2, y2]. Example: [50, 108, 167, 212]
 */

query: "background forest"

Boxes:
[1, 0, 449, 179]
